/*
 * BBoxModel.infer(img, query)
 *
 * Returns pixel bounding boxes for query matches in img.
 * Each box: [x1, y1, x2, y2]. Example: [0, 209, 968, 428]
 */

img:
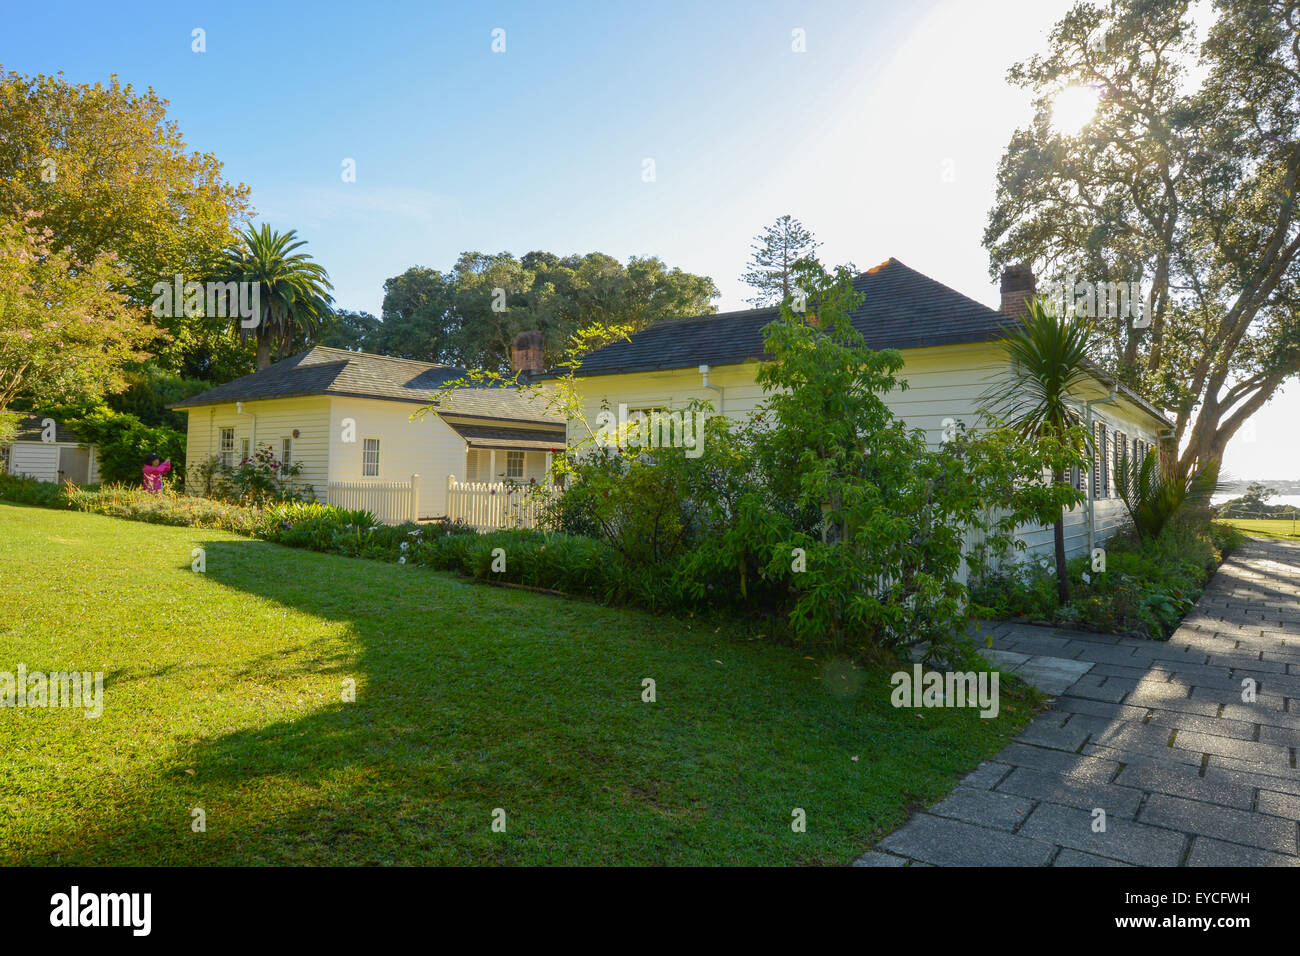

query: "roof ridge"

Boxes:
[305, 345, 461, 372]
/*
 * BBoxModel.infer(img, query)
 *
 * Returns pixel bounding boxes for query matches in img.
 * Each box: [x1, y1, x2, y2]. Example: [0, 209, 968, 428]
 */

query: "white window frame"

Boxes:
[219, 427, 235, 469]
[505, 450, 525, 480]
[281, 437, 292, 468]
[362, 438, 380, 477]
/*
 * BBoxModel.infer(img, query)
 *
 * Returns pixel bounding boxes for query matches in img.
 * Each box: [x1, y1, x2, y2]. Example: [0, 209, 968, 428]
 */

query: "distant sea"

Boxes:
[1211, 493, 1300, 508]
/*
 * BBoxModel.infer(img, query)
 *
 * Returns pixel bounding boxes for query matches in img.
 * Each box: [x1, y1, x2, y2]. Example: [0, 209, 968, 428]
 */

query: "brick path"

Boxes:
[859, 536, 1300, 867]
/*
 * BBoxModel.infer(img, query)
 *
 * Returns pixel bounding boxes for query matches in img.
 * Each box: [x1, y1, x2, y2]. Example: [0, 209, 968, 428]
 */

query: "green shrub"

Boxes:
[259, 502, 381, 550]
[1208, 521, 1248, 557]
[0, 473, 70, 508]
[971, 517, 1229, 640]
[1115, 448, 1218, 540]
[71, 407, 187, 486]
[196, 445, 310, 506]
[62, 483, 264, 533]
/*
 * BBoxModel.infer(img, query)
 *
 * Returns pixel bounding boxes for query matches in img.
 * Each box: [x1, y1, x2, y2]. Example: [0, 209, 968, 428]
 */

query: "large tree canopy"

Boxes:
[984, 0, 1300, 474]
[371, 251, 718, 371]
[0, 68, 252, 375]
[0, 211, 155, 413]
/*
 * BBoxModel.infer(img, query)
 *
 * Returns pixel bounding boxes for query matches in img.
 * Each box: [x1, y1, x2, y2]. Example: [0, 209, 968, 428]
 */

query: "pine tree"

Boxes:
[741, 215, 820, 306]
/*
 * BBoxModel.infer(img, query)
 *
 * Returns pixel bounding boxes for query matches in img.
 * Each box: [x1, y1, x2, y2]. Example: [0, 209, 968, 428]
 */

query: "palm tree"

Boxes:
[224, 224, 334, 369]
[1116, 447, 1220, 540]
[983, 296, 1095, 605]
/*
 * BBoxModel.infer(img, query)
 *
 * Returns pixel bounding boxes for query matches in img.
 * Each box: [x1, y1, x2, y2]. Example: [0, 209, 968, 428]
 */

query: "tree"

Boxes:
[0, 210, 156, 413]
[0, 68, 251, 372]
[314, 310, 382, 353]
[376, 267, 457, 361]
[1243, 481, 1277, 507]
[982, 297, 1095, 605]
[741, 215, 821, 306]
[374, 251, 718, 372]
[984, 0, 1300, 478]
[222, 225, 334, 369]
[1115, 445, 1219, 539]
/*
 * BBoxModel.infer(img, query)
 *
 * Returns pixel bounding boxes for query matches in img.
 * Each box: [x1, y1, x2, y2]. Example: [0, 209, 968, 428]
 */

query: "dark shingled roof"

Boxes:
[172, 346, 562, 424]
[540, 258, 1017, 379]
[443, 422, 567, 451]
[10, 413, 87, 444]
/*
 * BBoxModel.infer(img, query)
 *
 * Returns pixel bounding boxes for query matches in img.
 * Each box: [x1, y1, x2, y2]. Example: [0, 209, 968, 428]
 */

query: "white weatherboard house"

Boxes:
[173, 346, 565, 525]
[2, 414, 101, 485]
[532, 259, 1171, 562]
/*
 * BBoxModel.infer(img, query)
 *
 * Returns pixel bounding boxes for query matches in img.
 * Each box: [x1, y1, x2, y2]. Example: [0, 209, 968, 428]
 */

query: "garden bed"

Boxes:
[968, 520, 1247, 640]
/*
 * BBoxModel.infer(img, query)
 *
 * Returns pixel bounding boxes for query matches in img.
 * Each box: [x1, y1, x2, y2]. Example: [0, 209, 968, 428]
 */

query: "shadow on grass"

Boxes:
[14, 536, 1036, 866]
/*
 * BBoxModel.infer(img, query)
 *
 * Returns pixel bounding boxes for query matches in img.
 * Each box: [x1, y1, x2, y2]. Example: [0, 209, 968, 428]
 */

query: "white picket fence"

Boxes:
[446, 475, 550, 531]
[327, 474, 420, 525]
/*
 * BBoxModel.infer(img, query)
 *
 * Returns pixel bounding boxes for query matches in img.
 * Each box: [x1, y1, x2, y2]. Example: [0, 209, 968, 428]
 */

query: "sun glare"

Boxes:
[1052, 85, 1100, 137]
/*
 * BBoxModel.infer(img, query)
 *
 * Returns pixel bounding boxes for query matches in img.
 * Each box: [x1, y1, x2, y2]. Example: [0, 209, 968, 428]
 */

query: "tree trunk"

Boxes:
[1054, 515, 1069, 605]
[1052, 469, 1070, 605]
[256, 338, 272, 370]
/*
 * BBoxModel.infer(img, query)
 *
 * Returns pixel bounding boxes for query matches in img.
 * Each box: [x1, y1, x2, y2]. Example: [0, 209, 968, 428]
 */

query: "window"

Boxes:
[627, 405, 669, 448]
[219, 427, 235, 469]
[281, 437, 292, 467]
[628, 405, 667, 422]
[240, 437, 250, 464]
[506, 450, 525, 480]
[362, 439, 380, 477]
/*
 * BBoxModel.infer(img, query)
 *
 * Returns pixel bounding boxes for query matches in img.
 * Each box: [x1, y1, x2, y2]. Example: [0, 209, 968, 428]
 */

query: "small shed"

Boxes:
[2, 414, 101, 485]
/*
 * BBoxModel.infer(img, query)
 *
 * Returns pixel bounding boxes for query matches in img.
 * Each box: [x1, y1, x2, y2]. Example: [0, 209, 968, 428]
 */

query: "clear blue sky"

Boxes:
[4, 0, 1296, 479]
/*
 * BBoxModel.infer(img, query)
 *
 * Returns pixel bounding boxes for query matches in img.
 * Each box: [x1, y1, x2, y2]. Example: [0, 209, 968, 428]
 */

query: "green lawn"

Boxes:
[1218, 517, 1300, 539]
[0, 503, 1033, 865]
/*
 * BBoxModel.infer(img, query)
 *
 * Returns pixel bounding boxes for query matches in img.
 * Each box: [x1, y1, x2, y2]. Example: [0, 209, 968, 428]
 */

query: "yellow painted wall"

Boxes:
[567, 342, 1166, 561]
[326, 397, 467, 517]
[184, 397, 333, 501]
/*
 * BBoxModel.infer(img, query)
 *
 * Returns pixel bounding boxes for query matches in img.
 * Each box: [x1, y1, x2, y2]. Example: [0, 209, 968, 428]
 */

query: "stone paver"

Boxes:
[860, 537, 1300, 867]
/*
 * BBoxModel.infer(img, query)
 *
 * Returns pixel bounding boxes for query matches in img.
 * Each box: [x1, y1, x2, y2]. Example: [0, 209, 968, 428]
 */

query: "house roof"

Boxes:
[171, 346, 563, 425]
[443, 422, 567, 452]
[538, 258, 1017, 379]
[534, 256, 1171, 428]
[9, 413, 86, 444]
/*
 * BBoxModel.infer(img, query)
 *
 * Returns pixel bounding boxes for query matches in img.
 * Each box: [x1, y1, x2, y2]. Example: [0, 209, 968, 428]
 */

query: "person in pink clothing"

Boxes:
[142, 454, 171, 492]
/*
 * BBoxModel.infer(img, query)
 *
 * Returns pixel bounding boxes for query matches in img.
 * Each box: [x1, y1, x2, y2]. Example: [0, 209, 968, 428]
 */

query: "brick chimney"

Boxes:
[511, 330, 545, 375]
[999, 263, 1037, 319]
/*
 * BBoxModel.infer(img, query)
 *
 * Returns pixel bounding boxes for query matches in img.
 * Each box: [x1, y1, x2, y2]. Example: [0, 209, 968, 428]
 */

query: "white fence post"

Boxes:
[325, 476, 421, 526]
[445, 475, 550, 531]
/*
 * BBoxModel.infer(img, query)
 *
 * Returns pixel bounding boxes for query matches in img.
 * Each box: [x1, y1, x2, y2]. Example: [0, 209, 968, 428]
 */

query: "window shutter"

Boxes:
[1091, 422, 1101, 498]
[1102, 423, 1110, 497]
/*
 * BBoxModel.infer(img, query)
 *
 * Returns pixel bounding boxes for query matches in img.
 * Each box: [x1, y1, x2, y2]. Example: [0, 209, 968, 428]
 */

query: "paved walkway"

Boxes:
[859, 536, 1300, 867]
